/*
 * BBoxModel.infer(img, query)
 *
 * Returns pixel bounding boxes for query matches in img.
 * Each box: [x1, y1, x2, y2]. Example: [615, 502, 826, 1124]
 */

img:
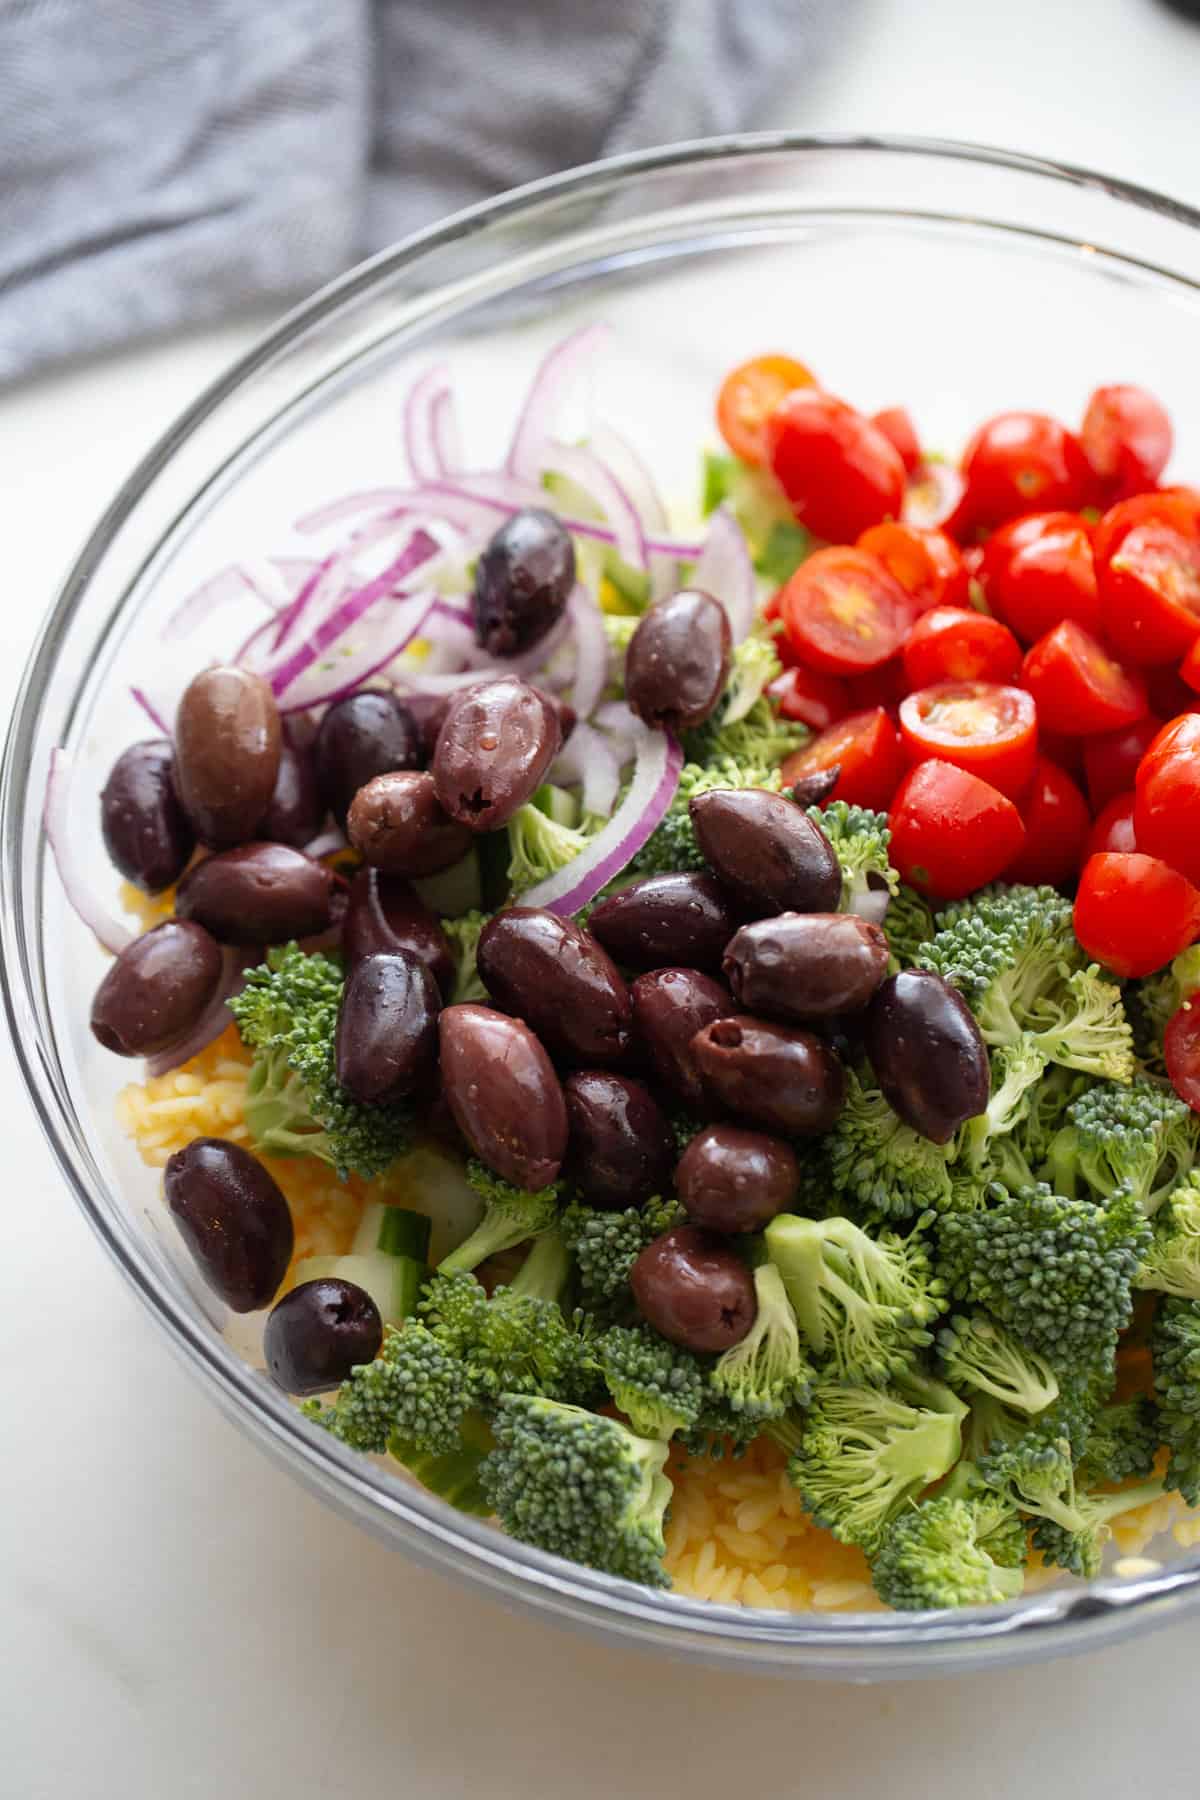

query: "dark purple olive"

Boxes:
[175, 843, 332, 944]
[100, 740, 194, 892]
[786, 765, 842, 809]
[90, 919, 223, 1057]
[174, 666, 282, 848]
[628, 967, 734, 1107]
[630, 1225, 756, 1353]
[474, 507, 576, 657]
[259, 732, 327, 848]
[690, 1014, 846, 1136]
[432, 676, 561, 831]
[341, 868, 455, 997]
[265, 1278, 383, 1396]
[864, 969, 990, 1144]
[563, 1071, 676, 1210]
[438, 1003, 567, 1189]
[164, 1138, 293, 1312]
[346, 770, 473, 877]
[315, 690, 421, 829]
[625, 589, 732, 733]
[690, 788, 841, 917]
[404, 692, 453, 764]
[336, 950, 441, 1102]
[723, 912, 889, 1022]
[477, 908, 632, 1065]
[587, 873, 740, 974]
[675, 1125, 799, 1233]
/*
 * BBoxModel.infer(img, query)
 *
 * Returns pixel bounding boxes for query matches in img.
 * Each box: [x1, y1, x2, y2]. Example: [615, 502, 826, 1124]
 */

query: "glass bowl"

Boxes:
[6, 135, 1200, 1679]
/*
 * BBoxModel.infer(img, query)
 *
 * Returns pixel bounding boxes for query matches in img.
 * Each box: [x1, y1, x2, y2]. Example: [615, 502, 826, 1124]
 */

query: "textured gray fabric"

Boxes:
[0, 0, 834, 381]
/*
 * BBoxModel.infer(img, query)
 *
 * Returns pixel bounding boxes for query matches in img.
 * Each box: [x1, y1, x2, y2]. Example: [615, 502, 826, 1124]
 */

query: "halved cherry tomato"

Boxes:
[1165, 1002, 1200, 1115]
[959, 412, 1091, 531]
[716, 354, 815, 466]
[857, 522, 968, 613]
[1073, 852, 1200, 979]
[1081, 384, 1173, 500]
[1082, 716, 1163, 812]
[1092, 488, 1200, 568]
[778, 707, 903, 811]
[888, 760, 1026, 900]
[1005, 756, 1091, 886]
[977, 512, 1101, 643]
[1098, 519, 1200, 666]
[871, 407, 921, 474]
[1021, 620, 1148, 735]
[904, 462, 967, 533]
[902, 606, 1022, 688]
[846, 658, 908, 714]
[768, 665, 849, 731]
[898, 681, 1037, 799]
[1085, 792, 1138, 859]
[1133, 723, 1200, 885]
[1138, 710, 1200, 780]
[766, 392, 906, 543]
[779, 547, 913, 675]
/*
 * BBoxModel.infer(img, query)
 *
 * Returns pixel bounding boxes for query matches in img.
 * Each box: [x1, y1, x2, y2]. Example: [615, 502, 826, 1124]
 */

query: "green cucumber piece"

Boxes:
[377, 1206, 432, 1262]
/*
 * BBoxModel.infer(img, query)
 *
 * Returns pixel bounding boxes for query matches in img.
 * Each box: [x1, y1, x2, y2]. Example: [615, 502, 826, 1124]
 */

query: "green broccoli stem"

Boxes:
[509, 1228, 570, 1304]
[439, 1218, 549, 1279]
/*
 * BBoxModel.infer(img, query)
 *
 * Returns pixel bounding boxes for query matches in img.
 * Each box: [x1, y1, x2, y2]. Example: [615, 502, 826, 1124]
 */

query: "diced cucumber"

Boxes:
[531, 782, 579, 828]
[376, 1207, 432, 1261]
[376, 1145, 485, 1265]
[293, 1250, 426, 1328]
[413, 848, 481, 919]
[351, 1202, 387, 1258]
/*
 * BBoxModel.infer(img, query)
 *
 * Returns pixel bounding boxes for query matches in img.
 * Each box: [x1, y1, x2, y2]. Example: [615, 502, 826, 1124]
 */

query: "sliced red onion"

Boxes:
[144, 949, 248, 1077]
[588, 421, 678, 601]
[271, 555, 322, 590]
[303, 826, 347, 858]
[164, 566, 257, 641]
[904, 461, 965, 530]
[543, 440, 646, 572]
[44, 749, 133, 955]
[565, 585, 608, 720]
[506, 322, 612, 482]
[417, 613, 476, 675]
[855, 889, 892, 927]
[430, 598, 474, 630]
[267, 530, 441, 698]
[295, 488, 411, 534]
[130, 686, 172, 738]
[693, 506, 755, 644]
[553, 721, 621, 818]
[519, 721, 683, 917]
[404, 364, 455, 483]
[277, 589, 439, 714]
[592, 699, 640, 749]
[463, 605, 572, 678]
[430, 386, 463, 476]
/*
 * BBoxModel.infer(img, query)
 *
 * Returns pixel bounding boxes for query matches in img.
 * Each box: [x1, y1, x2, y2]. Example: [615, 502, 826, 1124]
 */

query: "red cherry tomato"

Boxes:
[1181, 635, 1200, 696]
[1165, 1002, 1200, 1115]
[1074, 852, 1200, 979]
[1039, 729, 1087, 777]
[977, 511, 1101, 644]
[846, 657, 908, 714]
[959, 412, 1091, 531]
[766, 392, 906, 543]
[778, 707, 904, 810]
[898, 681, 1038, 799]
[1092, 488, 1200, 565]
[904, 462, 967, 533]
[1138, 711, 1200, 780]
[1005, 756, 1091, 886]
[1082, 716, 1163, 812]
[1098, 520, 1200, 666]
[779, 547, 913, 675]
[1021, 620, 1148, 735]
[871, 407, 921, 475]
[889, 760, 1027, 901]
[716, 354, 816, 466]
[1085, 792, 1138, 859]
[1146, 665, 1200, 719]
[768, 664, 849, 731]
[1081, 384, 1173, 501]
[857, 522, 968, 613]
[902, 606, 1022, 688]
[1134, 730, 1200, 887]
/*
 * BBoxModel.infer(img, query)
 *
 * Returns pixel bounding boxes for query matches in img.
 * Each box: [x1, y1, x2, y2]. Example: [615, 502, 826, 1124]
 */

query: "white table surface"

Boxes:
[5, 1, 1200, 1794]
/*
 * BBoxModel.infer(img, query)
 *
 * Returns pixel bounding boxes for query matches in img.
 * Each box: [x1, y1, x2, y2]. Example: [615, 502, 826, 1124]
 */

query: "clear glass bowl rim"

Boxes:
[7, 131, 1200, 1675]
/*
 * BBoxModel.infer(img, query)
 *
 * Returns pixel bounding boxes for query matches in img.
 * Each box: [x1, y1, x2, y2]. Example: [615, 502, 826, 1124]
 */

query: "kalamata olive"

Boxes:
[563, 1071, 676, 1209]
[864, 969, 990, 1144]
[628, 967, 734, 1107]
[342, 868, 455, 997]
[259, 732, 326, 848]
[547, 694, 577, 747]
[690, 788, 841, 917]
[164, 1137, 293, 1312]
[786, 764, 842, 808]
[315, 691, 421, 828]
[723, 912, 889, 1021]
[174, 665, 282, 848]
[90, 919, 224, 1056]
[432, 676, 561, 830]
[474, 507, 576, 657]
[335, 950, 440, 1102]
[346, 770, 473, 877]
[624, 589, 732, 733]
[439, 1003, 567, 1188]
[477, 908, 632, 1065]
[587, 873, 740, 974]
[100, 740, 195, 892]
[676, 1125, 798, 1233]
[404, 692, 453, 764]
[630, 1225, 757, 1353]
[690, 1014, 846, 1135]
[175, 843, 332, 944]
[264, 1278, 383, 1396]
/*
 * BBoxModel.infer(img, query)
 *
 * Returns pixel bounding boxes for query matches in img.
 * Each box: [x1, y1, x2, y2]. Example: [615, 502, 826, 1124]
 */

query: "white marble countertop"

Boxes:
[5, 1, 1200, 1793]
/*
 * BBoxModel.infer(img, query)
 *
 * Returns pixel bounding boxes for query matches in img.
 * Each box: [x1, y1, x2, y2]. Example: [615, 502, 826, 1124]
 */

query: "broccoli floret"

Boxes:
[1152, 1297, 1200, 1505]
[937, 1313, 1061, 1415]
[629, 759, 784, 878]
[710, 1261, 816, 1422]
[939, 1460, 1029, 1568]
[304, 1322, 475, 1455]
[1032, 964, 1136, 1085]
[437, 1161, 562, 1277]
[1046, 1077, 1197, 1217]
[1131, 945, 1200, 1071]
[440, 910, 492, 1004]
[872, 1496, 1026, 1609]
[700, 451, 800, 570]
[420, 1238, 596, 1406]
[719, 634, 784, 728]
[1030, 1475, 1167, 1579]
[683, 697, 808, 772]
[507, 803, 594, 895]
[956, 1036, 1047, 1177]
[808, 800, 899, 916]
[765, 1212, 948, 1388]
[597, 1324, 707, 1438]
[884, 882, 937, 971]
[937, 1183, 1151, 1367]
[820, 1068, 957, 1219]
[560, 1196, 686, 1311]
[1136, 1172, 1200, 1299]
[480, 1394, 673, 1586]
[229, 943, 411, 1179]
[1076, 1397, 1160, 1488]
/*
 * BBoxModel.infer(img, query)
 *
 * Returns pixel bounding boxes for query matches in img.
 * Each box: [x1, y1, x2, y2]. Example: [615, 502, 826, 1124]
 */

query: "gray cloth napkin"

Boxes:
[0, 0, 837, 383]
